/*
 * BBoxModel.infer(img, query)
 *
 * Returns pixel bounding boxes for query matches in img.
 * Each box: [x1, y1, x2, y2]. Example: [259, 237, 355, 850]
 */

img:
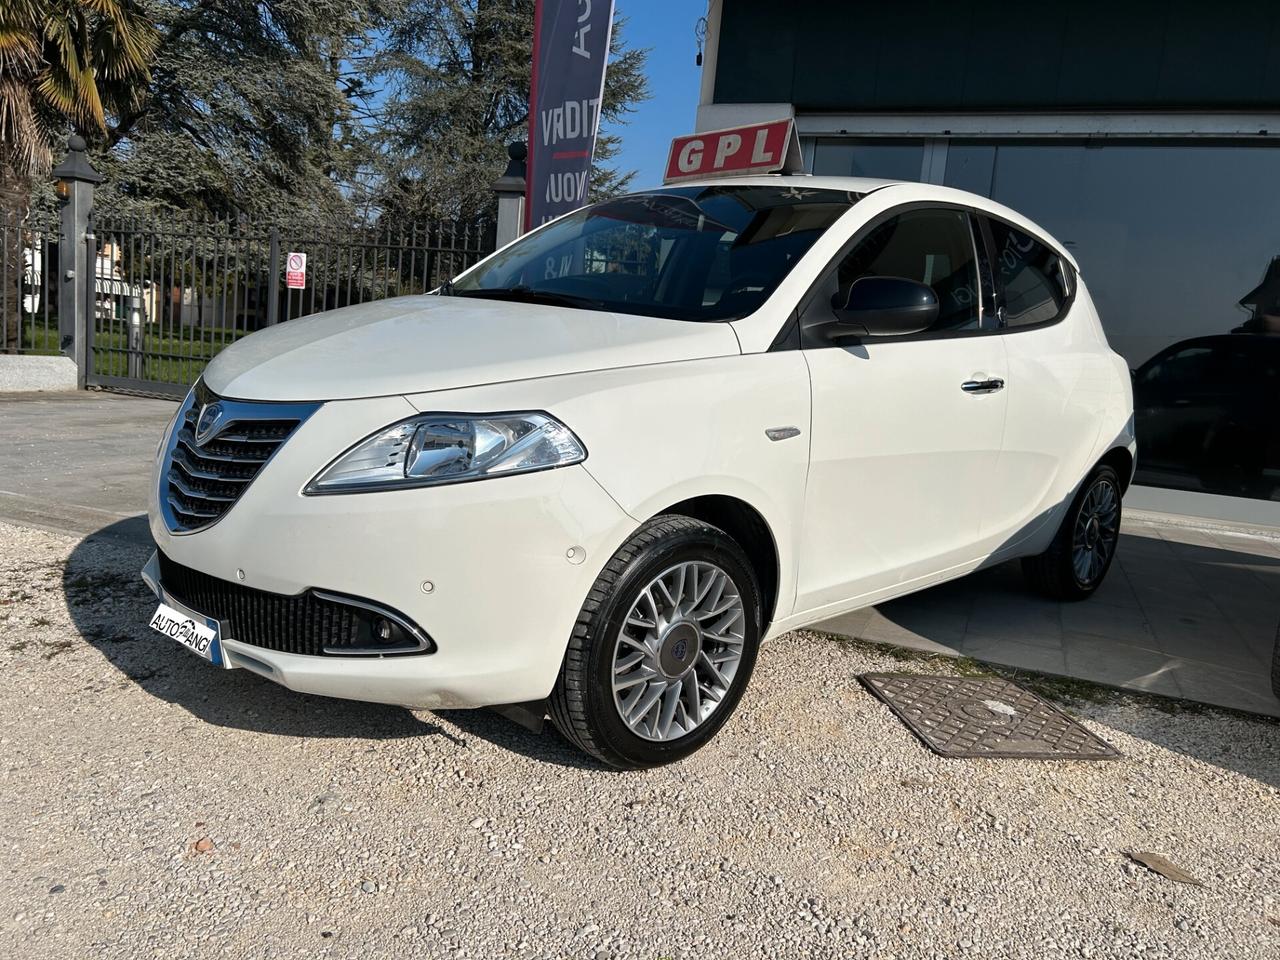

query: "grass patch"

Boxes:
[24, 323, 247, 386]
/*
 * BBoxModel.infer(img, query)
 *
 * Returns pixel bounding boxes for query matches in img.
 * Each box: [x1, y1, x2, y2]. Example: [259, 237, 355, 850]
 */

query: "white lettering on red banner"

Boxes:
[664, 119, 799, 183]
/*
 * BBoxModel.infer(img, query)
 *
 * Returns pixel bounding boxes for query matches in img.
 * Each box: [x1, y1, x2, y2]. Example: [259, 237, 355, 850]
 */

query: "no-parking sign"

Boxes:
[285, 252, 307, 289]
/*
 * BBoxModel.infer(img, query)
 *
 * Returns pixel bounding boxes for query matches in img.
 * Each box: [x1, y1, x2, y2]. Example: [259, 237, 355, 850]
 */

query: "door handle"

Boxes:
[961, 377, 1005, 394]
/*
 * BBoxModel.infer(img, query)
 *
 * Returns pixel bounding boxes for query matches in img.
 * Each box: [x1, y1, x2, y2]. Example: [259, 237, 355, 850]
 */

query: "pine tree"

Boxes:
[374, 0, 650, 220]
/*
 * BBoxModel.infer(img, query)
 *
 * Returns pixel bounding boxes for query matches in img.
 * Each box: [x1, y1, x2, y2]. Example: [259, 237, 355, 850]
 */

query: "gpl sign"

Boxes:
[663, 118, 803, 183]
[285, 252, 307, 289]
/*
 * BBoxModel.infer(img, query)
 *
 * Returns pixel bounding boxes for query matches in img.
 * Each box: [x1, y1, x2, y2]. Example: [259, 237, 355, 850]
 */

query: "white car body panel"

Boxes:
[985, 282, 1132, 562]
[796, 334, 1009, 615]
[203, 294, 739, 401]
[143, 174, 1135, 713]
[401, 351, 813, 631]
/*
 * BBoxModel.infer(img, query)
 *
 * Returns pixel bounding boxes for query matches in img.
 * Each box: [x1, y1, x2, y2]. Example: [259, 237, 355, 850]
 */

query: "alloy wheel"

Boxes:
[611, 560, 746, 742]
[1071, 477, 1120, 586]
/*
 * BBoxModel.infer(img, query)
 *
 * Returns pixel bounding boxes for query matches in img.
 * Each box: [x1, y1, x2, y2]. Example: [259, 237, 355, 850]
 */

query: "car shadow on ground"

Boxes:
[63, 517, 606, 767]
[431, 710, 607, 770]
[65, 518, 456, 743]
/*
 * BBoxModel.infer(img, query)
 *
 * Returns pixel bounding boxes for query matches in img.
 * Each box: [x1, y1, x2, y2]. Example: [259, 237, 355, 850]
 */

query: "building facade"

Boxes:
[698, 0, 1280, 524]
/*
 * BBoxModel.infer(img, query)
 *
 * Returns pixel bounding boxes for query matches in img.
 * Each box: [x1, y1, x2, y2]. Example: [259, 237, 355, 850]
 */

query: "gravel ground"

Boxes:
[1, 520, 1277, 960]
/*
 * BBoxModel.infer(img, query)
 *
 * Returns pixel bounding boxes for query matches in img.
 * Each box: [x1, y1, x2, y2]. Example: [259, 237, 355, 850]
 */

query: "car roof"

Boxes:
[657, 174, 899, 193]
[649, 174, 1079, 270]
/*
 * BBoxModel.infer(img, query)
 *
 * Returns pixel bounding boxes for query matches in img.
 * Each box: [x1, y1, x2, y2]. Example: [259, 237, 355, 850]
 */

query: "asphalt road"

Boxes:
[0, 391, 174, 545]
[1, 520, 1277, 960]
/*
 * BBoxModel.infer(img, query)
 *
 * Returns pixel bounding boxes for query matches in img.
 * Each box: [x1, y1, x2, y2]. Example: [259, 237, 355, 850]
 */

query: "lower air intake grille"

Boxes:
[157, 552, 433, 657]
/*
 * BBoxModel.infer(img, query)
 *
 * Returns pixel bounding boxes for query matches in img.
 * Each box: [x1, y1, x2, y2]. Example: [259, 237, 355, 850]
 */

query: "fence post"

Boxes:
[52, 135, 103, 389]
[492, 142, 527, 249]
[267, 227, 280, 326]
[127, 294, 143, 380]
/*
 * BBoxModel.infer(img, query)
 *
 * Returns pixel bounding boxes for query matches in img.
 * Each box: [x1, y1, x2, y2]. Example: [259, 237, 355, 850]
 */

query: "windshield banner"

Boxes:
[526, 0, 615, 230]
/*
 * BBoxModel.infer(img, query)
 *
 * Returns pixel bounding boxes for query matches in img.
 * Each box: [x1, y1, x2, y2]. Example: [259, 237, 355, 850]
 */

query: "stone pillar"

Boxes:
[493, 142, 528, 249]
[51, 135, 103, 389]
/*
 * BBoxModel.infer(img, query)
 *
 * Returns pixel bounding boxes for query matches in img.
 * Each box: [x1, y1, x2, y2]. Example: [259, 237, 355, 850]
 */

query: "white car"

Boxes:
[143, 176, 1135, 769]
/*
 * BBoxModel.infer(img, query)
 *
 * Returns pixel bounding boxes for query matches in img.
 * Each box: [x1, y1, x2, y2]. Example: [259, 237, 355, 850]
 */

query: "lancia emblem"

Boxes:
[195, 402, 226, 446]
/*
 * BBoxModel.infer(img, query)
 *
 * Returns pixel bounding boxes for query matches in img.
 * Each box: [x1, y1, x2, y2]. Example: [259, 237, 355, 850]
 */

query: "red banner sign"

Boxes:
[663, 118, 801, 183]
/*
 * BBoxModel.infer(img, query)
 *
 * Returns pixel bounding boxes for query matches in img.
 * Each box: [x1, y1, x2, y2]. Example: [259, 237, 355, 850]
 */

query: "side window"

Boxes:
[985, 219, 1069, 327]
[1136, 346, 1215, 394]
[833, 209, 982, 333]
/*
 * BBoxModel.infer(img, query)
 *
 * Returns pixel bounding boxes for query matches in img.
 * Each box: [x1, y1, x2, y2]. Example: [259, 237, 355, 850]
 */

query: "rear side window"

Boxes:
[985, 219, 1069, 327]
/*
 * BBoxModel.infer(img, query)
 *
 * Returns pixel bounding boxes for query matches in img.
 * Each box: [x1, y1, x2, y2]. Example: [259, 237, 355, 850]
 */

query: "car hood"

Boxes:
[202, 295, 741, 401]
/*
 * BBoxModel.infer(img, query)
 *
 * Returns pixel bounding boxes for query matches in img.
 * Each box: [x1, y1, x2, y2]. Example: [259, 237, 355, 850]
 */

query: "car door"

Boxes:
[793, 207, 1009, 615]
[978, 216, 1111, 555]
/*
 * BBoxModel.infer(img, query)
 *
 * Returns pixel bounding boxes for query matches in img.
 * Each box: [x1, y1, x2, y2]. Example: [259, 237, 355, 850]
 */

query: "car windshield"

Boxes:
[448, 184, 862, 321]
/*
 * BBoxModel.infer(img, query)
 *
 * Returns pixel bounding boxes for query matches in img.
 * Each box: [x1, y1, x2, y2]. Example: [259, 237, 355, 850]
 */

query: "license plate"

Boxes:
[149, 602, 222, 665]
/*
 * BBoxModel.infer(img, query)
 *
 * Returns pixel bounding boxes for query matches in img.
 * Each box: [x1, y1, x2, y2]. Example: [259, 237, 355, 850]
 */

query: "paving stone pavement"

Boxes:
[822, 518, 1280, 718]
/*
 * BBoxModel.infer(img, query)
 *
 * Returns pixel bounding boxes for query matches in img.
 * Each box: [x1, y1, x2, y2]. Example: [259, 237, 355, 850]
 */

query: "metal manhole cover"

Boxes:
[859, 673, 1120, 760]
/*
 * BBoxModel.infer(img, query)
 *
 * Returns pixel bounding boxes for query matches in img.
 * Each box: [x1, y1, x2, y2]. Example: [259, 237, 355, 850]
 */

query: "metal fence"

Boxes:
[1, 204, 61, 356]
[85, 215, 495, 396]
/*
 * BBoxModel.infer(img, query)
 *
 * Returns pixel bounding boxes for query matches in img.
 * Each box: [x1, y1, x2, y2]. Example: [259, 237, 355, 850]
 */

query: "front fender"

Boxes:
[404, 352, 812, 623]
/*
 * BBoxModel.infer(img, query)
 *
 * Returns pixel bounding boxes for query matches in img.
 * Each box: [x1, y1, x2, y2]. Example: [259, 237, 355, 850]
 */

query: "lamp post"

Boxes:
[51, 134, 103, 388]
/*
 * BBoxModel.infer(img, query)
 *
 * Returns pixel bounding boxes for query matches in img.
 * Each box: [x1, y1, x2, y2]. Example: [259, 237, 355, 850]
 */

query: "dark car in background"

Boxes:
[1133, 334, 1280, 500]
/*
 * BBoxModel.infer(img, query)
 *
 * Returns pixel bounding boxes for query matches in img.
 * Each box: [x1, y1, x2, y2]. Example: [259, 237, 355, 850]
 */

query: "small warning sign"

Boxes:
[285, 252, 307, 289]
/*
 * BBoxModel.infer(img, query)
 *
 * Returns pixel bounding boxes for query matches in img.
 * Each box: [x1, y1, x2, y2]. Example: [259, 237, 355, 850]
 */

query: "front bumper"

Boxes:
[144, 393, 634, 709]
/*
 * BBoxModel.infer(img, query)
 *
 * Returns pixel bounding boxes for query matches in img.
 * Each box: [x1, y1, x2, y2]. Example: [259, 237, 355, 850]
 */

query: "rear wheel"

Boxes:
[1023, 464, 1122, 601]
[549, 516, 761, 769]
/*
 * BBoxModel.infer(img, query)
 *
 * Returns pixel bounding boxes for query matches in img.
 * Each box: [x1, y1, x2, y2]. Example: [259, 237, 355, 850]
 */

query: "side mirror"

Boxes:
[833, 276, 938, 337]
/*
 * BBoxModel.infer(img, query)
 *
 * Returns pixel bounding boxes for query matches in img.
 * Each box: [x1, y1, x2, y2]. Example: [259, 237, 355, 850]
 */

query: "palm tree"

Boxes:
[0, 0, 157, 181]
[0, 0, 156, 349]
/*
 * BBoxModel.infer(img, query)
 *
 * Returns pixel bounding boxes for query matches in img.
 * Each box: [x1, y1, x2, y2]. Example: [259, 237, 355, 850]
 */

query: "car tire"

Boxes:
[549, 515, 762, 769]
[1022, 464, 1123, 602]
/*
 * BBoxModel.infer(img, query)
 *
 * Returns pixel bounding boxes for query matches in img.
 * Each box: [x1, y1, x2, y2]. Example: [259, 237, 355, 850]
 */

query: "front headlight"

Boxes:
[304, 411, 586, 494]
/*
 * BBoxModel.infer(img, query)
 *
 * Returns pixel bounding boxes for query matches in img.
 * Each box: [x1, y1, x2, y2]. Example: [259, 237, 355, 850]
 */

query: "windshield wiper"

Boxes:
[452, 285, 604, 310]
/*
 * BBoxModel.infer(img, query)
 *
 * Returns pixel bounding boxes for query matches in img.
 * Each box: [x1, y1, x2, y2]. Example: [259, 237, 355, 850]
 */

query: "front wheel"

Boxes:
[549, 516, 762, 769]
[1022, 464, 1122, 601]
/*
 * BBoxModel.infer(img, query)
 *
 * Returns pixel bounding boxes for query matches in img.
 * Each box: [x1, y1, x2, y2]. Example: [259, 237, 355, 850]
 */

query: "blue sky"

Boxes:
[606, 1, 706, 189]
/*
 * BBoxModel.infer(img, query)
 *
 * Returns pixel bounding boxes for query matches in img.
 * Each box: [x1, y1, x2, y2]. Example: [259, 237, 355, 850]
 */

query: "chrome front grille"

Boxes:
[161, 382, 320, 533]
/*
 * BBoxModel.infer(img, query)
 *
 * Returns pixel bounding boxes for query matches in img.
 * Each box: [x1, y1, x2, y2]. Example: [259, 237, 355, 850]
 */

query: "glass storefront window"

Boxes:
[811, 139, 924, 181]
[941, 144, 996, 196]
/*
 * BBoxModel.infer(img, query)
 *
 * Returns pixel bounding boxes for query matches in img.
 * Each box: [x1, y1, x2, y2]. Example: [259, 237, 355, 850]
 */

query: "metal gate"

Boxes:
[86, 215, 494, 397]
[1, 204, 61, 357]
